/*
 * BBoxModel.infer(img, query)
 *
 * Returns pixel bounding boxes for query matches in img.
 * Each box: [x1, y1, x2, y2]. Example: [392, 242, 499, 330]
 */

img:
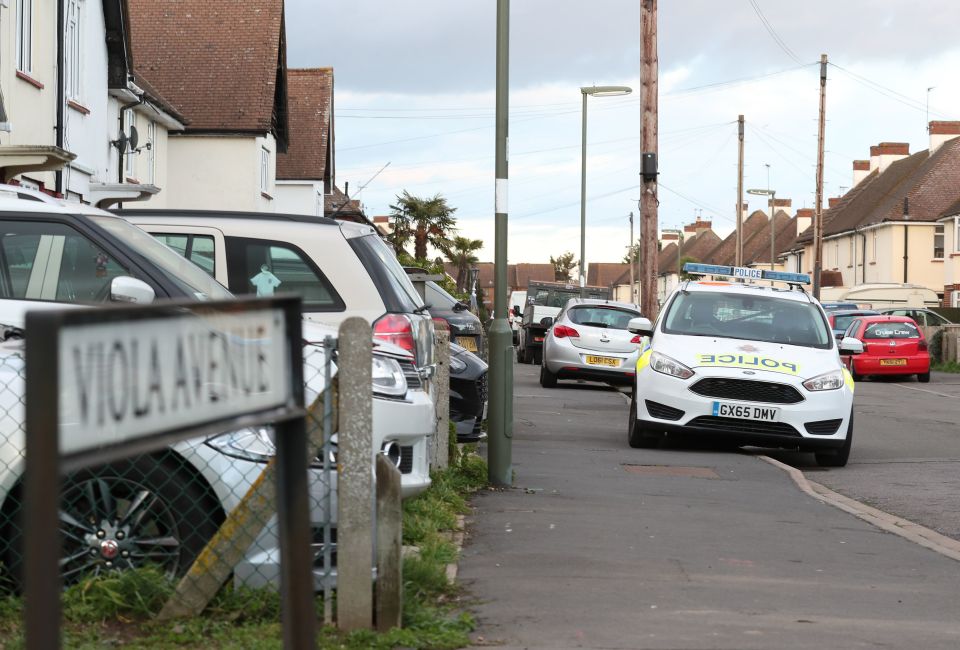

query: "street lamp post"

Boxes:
[580, 85, 632, 298]
[747, 187, 777, 272]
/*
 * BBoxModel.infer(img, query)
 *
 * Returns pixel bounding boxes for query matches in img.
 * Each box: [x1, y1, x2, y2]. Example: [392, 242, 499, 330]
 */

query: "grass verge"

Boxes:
[932, 361, 960, 373]
[0, 451, 488, 649]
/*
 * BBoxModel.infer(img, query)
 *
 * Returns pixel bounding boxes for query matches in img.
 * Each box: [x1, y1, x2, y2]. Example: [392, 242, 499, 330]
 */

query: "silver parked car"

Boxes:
[539, 298, 644, 388]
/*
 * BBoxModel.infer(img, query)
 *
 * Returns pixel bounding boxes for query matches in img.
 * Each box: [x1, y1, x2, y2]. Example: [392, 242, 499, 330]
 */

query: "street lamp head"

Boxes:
[581, 85, 633, 97]
[747, 188, 775, 197]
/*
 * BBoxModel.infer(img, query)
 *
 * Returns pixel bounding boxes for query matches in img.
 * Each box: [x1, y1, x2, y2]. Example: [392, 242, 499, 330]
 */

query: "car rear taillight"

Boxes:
[373, 314, 416, 355]
[919, 339, 928, 352]
[630, 335, 641, 344]
[553, 325, 579, 339]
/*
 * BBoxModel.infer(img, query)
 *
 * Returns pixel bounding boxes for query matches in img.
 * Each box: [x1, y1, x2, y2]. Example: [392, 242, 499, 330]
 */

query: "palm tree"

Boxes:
[441, 236, 484, 293]
[387, 191, 457, 260]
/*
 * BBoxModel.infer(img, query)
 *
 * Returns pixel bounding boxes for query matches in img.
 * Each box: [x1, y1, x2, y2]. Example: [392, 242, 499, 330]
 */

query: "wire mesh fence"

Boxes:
[0, 334, 338, 621]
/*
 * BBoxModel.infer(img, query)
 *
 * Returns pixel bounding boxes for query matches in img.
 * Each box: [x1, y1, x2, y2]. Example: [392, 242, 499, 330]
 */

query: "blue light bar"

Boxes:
[682, 263, 810, 285]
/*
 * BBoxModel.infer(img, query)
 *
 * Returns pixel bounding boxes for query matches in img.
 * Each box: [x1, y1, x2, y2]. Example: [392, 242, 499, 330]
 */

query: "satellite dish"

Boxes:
[128, 125, 139, 151]
[113, 130, 128, 154]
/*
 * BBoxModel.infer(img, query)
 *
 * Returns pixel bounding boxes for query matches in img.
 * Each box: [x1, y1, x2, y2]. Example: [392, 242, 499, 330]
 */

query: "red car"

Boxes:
[840, 315, 930, 383]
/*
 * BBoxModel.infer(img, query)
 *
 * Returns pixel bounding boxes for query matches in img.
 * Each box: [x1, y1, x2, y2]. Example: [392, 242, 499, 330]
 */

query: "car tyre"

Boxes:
[918, 372, 930, 383]
[628, 393, 660, 449]
[1, 455, 222, 590]
[849, 361, 862, 383]
[540, 363, 558, 388]
[815, 410, 853, 468]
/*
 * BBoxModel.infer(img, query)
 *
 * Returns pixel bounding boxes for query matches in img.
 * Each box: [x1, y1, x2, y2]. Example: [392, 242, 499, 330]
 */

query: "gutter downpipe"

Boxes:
[55, 0, 65, 195]
[903, 197, 910, 284]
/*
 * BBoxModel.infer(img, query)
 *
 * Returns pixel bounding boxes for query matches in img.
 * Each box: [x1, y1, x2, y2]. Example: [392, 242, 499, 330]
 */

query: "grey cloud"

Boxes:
[287, 1, 960, 94]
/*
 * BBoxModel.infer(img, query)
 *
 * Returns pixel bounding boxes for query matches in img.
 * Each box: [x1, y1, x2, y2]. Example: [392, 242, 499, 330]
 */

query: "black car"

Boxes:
[449, 342, 487, 442]
[426, 280, 486, 358]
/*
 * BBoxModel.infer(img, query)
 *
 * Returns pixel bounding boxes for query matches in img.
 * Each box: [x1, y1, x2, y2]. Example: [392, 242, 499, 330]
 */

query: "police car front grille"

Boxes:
[690, 378, 804, 404]
[645, 400, 684, 421]
[398, 359, 422, 390]
[687, 416, 801, 437]
[804, 419, 843, 435]
[399, 445, 414, 474]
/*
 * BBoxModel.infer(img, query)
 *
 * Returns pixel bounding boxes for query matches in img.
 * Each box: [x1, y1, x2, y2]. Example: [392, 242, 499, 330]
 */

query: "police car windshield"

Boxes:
[663, 291, 832, 349]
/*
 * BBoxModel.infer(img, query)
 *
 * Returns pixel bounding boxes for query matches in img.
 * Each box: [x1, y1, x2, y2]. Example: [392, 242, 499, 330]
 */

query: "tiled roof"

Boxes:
[277, 68, 333, 182]
[939, 196, 960, 219]
[514, 263, 555, 288]
[658, 230, 722, 275]
[324, 186, 362, 217]
[702, 211, 768, 266]
[748, 212, 797, 265]
[587, 263, 631, 287]
[797, 138, 960, 243]
[128, 0, 289, 146]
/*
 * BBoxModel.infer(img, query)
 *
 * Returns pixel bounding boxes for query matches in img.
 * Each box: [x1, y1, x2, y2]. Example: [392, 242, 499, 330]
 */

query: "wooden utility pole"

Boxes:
[736, 115, 745, 267]
[639, 0, 659, 318]
[813, 54, 828, 298]
[628, 211, 636, 303]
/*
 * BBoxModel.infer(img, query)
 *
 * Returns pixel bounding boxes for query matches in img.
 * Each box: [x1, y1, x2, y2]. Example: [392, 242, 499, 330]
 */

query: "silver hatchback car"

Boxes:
[540, 298, 644, 388]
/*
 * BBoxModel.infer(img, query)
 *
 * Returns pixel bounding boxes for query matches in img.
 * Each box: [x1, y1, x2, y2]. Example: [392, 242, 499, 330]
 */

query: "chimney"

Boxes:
[828, 197, 841, 209]
[869, 142, 909, 174]
[772, 198, 793, 217]
[684, 217, 712, 236]
[852, 160, 870, 187]
[796, 208, 814, 234]
[736, 202, 749, 222]
[929, 121, 960, 155]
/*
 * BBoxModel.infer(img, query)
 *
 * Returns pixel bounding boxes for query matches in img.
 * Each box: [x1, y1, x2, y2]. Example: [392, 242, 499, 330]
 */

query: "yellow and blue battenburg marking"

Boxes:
[696, 353, 800, 375]
[683, 263, 811, 285]
[636, 343, 652, 371]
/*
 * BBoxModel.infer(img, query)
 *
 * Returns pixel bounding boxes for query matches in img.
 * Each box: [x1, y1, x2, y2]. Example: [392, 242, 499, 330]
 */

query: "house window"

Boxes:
[848, 237, 854, 266]
[834, 241, 839, 267]
[16, 0, 33, 73]
[955, 218, 960, 254]
[871, 230, 877, 262]
[65, 0, 83, 101]
[146, 121, 156, 184]
[123, 111, 135, 177]
[934, 224, 944, 259]
[260, 147, 270, 193]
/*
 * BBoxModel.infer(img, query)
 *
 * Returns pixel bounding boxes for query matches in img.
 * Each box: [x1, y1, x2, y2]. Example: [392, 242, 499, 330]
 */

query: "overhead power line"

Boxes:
[746, 0, 804, 66]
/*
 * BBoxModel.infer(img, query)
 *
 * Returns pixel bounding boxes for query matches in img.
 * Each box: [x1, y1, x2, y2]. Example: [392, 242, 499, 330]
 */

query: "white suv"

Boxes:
[629, 264, 859, 467]
[115, 209, 435, 369]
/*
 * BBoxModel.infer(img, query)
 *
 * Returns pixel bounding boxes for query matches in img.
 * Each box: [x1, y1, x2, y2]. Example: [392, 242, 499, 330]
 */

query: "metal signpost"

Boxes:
[24, 296, 313, 649]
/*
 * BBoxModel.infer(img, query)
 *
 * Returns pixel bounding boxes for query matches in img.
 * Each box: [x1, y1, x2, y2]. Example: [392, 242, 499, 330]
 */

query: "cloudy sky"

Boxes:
[286, 1, 960, 267]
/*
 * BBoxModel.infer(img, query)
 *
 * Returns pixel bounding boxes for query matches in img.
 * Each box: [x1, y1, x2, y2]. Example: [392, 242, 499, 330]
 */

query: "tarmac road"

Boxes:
[460, 364, 960, 650]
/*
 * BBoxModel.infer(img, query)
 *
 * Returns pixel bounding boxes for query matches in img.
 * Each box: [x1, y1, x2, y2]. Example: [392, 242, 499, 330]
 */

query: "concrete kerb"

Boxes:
[616, 390, 960, 563]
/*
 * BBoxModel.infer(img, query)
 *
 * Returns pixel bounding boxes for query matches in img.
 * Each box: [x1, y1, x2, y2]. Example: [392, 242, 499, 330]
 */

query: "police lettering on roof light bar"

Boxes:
[682, 263, 811, 285]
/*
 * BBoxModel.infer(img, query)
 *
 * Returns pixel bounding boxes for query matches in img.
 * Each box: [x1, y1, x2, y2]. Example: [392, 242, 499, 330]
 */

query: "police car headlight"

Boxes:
[372, 354, 408, 398]
[650, 351, 695, 380]
[803, 370, 844, 391]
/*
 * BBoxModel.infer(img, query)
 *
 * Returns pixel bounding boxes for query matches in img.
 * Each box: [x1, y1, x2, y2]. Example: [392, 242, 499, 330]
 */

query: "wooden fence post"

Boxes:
[375, 455, 403, 632]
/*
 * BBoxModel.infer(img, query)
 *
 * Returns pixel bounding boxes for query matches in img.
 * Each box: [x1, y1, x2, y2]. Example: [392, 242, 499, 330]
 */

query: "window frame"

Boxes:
[260, 147, 270, 194]
[934, 223, 944, 260]
[65, 0, 83, 102]
[224, 236, 345, 312]
[123, 110, 135, 177]
[146, 120, 157, 184]
[16, 0, 33, 74]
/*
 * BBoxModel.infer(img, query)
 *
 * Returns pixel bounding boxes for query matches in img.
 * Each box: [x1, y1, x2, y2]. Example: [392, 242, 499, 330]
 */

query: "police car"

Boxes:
[627, 264, 862, 467]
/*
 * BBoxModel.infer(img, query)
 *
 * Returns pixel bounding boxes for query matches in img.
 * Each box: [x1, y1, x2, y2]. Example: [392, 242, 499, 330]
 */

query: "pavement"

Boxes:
[458, 364, 960, 650]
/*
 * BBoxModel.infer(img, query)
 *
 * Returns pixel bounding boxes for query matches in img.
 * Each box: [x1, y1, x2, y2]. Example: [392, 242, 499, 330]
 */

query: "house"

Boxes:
[0, 0, 183, 205]
[792, 123, 960, 302]
[461, 262, 555, 312]
[127, 0, 289, 212]
[937, 197, 960, 307]
[275, 68, 334, 216]
[656, 220, 722, 304]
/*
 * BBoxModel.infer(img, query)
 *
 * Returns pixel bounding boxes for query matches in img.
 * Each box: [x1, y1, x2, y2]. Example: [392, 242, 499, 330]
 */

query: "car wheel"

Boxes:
[1, 455, 222, 590]
[815, 410, 853, 468]
[918, 372, 930, 383]
[539, 363, 558, 388]
[628, 393, 660, 449]
[849, 361, 862, 383]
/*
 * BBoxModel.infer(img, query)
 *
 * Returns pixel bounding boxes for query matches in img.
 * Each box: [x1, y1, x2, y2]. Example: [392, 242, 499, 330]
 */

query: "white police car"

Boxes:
[627, 264, 861, 467]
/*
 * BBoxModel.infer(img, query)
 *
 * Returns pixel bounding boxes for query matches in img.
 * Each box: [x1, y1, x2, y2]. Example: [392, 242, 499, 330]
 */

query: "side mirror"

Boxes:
[839, 336, 864, 356]
[110, 276, 156, 304]
[627, 317, 653, 337]
[540, 317, 554, 328]
[453, 301, 468, 312]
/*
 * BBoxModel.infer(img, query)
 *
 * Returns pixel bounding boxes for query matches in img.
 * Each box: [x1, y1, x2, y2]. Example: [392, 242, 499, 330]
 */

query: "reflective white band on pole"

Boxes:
[495, 178, 508, 214]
